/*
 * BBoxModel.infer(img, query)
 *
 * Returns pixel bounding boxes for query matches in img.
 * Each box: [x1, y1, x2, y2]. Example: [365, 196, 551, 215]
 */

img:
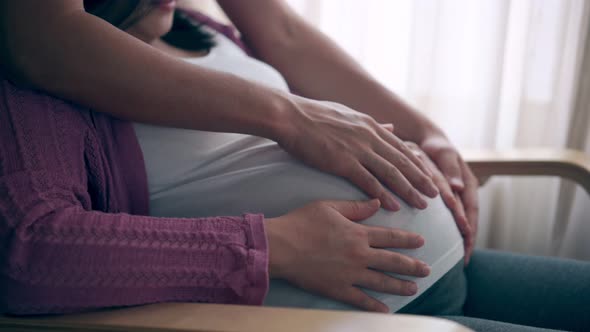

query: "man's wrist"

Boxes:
[256, 90, 296, 143]
[407, 117, 446, 146]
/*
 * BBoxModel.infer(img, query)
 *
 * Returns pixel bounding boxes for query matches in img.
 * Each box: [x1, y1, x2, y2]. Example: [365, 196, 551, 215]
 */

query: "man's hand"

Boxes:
[277, 96, 439, 211]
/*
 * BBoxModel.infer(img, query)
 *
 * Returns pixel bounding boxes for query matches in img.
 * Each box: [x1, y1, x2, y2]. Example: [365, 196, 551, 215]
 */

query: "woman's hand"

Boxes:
[277, 96, 439, 211]
[414, 136, 479, 264]
[265, 199, 431, 313]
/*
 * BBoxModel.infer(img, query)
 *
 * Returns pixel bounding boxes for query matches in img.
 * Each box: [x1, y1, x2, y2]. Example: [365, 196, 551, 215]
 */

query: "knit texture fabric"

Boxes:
[0, 79, 269, 315]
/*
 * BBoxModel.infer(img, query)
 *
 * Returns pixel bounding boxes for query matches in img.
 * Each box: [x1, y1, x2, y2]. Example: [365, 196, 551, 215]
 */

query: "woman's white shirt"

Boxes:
[133, 28, 463, 313]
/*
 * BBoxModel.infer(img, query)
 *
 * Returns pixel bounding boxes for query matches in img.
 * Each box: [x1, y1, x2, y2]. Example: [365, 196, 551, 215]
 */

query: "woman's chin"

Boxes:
[151, 0, 176, 12]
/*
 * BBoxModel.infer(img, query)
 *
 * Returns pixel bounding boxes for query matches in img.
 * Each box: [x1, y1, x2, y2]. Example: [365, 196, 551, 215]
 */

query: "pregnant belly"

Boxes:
[133, 125, 464, 312]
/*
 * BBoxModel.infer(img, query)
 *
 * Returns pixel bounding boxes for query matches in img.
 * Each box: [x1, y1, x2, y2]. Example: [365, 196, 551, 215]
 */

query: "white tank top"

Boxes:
[134, 27, 464, 313]
[184, 28, 290, 92]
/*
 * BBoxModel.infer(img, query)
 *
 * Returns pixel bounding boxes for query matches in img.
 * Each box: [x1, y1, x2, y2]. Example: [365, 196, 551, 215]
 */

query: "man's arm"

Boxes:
[0, 0, 438, 211]
[0, 0, 287, 139]
[219, 0, 479, 262]
[217, 0, 440, 143]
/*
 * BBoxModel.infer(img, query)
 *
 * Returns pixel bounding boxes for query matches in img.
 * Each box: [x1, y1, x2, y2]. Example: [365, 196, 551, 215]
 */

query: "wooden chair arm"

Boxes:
[462, 148, 590, 194]
[0, 303, 471, 332]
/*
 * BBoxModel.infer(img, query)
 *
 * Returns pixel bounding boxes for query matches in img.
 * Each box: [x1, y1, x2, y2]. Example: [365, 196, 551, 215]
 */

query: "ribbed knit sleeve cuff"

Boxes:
[243, 213, 269, 305]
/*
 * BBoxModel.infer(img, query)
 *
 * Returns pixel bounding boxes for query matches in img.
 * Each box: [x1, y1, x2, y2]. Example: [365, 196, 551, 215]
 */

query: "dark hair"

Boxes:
[162, 11, 215, 51]
[84, 0, 214, 52]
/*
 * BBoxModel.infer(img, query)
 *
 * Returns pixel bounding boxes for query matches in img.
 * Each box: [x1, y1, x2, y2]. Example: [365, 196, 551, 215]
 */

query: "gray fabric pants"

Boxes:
[399, 249, 590, 331]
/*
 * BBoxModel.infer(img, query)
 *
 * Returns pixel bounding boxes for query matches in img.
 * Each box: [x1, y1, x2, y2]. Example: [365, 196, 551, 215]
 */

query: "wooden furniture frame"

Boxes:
[463, 148, 590, 194]
[1, 148, 589, 332]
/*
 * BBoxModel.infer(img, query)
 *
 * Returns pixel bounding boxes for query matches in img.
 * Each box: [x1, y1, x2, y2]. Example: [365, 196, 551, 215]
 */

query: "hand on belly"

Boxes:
[265, 199, 431, 313]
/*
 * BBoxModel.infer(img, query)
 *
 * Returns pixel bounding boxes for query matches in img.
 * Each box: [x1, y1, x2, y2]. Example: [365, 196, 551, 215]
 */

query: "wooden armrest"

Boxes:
[462, 148, 590, 194]
[0, 303, 472, 332]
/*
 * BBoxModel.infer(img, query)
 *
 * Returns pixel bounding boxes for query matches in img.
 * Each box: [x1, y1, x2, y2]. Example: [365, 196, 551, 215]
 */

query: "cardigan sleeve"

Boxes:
[0, 169, 269, 315]
[0, 79, 269, 315]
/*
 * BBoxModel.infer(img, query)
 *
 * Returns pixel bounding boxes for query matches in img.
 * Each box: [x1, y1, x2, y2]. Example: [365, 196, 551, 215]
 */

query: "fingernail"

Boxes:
[420, 263, 431, 276]
[412, 236, 425, 247]
[464, 256, 471, 265]
[427, 183, 439, 198]
[368, 199, 381, 209]
[385, 196, 401, 211]
[377, 304, 390, 313]
[407, 282, 418, 295]
[382, 123, 394, 132]
[462, 222, 472, 237]
[416, 196, 428, 209]
[450, 177, 464, 190]
[447, 193, 457, 206]
[424, 166, 433, 178]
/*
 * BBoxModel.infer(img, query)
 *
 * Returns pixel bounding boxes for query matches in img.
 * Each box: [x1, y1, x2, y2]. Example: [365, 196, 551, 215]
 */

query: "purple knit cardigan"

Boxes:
[0, 10, 268, 315]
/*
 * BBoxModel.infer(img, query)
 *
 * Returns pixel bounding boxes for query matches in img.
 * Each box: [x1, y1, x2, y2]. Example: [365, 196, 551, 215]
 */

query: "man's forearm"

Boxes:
[0, 1, 289, 140]
[223, 0, 442, 143]
[268, 24, 442, 142]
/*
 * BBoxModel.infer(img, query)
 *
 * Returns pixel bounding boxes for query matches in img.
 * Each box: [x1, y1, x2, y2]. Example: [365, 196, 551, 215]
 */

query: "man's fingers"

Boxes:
[367, 249, 430, 277]
[378, 129, 434, 180]
[344, 162, 401, 211]
[376, 144, 439, 199]
[362, 154, 429, 210]
[327, 198, 381, 222]
[355, 270, 418, 296]
[404, 141, 433, 178]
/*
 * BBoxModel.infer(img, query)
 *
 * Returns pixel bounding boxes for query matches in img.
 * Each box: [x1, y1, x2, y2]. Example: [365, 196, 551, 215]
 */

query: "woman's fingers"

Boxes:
[381, 123, 394, 132]
[355, 269, 418, 296]
[435, 150, 465, 191]
[452, 191, 470, 239]
[460, 161, 479, 264]
[420, 136, 464, 191]
[326, 199, 381, 222]
[367, 248, 430, 277]
[331, 287, 389, 313]
[454, 192, 473, 264]
[432, 161, 458, 210]
[267, 199, 434, 314]
[366, 225, 424, 249]
[461, 161, 479, 232]
[409, 141, 475, 263]
[423, 154, 471, 238]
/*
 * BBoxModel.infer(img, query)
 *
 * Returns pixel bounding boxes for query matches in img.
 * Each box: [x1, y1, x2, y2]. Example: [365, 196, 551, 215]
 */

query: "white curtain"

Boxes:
[186, 0, 590, 260]
[285, 0, 590, 260]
